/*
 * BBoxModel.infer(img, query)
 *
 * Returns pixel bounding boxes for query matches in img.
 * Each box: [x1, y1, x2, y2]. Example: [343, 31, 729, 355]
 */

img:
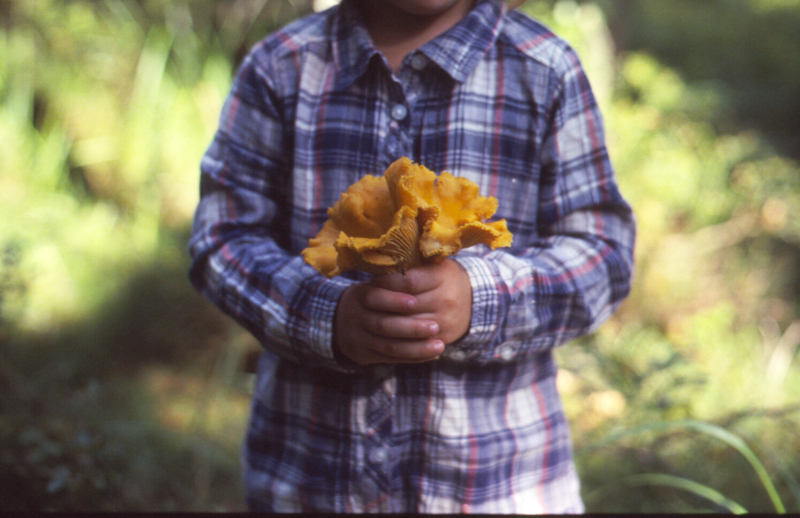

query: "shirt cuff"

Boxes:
[446, 255, 501, 360]
[305, 275, 365, 373]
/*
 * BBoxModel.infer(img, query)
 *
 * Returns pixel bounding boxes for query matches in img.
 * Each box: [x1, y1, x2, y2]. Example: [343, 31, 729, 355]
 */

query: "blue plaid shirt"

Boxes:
[189, 0, 635, 513]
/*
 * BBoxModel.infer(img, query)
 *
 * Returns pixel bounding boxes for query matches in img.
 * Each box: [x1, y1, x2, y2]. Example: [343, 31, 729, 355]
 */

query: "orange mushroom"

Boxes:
[302, 157, 513, 278]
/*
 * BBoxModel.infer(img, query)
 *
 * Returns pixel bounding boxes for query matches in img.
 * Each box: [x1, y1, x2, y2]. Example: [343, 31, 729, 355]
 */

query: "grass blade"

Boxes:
[582, 419, 786, 513]
[621, 473, 748, 514]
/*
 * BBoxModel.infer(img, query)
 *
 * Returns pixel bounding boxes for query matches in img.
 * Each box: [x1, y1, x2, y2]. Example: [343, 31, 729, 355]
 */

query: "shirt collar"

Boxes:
[330, 1, 381, 90]
[419, 0, 507, 83]
[331, 0, 507, 89]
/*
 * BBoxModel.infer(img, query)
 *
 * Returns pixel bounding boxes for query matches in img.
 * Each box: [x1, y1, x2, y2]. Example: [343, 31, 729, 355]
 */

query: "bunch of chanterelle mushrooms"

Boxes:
[303, 157, 513, 278]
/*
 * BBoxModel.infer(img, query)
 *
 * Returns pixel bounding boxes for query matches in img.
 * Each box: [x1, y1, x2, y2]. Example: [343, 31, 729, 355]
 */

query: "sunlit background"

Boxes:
[1, 0, 799, 512]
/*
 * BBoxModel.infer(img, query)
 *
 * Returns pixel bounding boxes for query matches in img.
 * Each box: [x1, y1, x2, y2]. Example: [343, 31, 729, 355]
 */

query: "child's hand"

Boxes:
[333, 259, 472, 365]
[372, 259, 472, 346]
[334, 280, 446, 365]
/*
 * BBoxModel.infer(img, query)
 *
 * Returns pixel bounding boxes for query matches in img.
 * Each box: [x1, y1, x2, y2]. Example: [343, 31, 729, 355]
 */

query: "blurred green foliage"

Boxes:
[1, 0, 799, 512]
[615, 0, 800, 155]
[533, 0, 800, 512]
[0, 0, 310, 510]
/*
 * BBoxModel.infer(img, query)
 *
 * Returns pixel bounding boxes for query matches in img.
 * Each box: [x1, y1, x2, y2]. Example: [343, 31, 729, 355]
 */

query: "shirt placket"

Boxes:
[383, 54, 426, 163]
[364, 59, 428, 512]
[385, 94, 408, 162]
[362, 365, 397, 512]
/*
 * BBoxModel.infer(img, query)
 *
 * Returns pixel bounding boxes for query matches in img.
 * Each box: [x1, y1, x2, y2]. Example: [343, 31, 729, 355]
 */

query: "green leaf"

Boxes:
[583, 419, 786, 513]
[621, 473, 748, 514]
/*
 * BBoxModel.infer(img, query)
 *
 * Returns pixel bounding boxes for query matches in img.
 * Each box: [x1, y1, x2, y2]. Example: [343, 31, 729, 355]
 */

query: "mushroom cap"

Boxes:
[302, 158, 513, 277]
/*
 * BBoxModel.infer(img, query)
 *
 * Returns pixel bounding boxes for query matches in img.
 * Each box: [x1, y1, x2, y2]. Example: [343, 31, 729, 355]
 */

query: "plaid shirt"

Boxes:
[189, 0, 635, 513]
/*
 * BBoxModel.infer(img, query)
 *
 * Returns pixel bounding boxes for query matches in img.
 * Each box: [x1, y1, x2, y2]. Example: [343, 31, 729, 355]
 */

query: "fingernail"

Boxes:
[429, 323, 440, 334]
[431, 340, 445, 352]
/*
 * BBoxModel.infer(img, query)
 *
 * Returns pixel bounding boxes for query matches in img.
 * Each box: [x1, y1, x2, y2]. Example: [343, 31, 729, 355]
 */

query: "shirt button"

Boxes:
[410, 54, 428, 71]
[273, 481, 293, 496]
[391, 104, 408, 121]
[447, 349, 467, 361]
[369, 447, 388, 464]
[498, 344, 515, 360]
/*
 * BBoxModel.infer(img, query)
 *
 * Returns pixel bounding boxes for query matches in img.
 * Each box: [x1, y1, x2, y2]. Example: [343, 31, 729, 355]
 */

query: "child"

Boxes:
[189, 0, 635, 513]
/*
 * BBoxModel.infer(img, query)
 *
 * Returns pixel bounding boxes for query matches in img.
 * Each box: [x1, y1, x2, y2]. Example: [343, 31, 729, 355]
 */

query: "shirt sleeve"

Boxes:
[187, 50, 359, 373]
[448, 48, 636, 365]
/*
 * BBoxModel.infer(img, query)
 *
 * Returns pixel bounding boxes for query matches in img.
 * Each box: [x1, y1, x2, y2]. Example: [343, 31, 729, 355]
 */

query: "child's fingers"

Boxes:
[365, 338, 445, 364]
[362, 313, 440, 340]
[371, 264, 442, 295]
[355, 283, 419, 314]
[339, 324, 444, 364]
[335, 284, 444, 365]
